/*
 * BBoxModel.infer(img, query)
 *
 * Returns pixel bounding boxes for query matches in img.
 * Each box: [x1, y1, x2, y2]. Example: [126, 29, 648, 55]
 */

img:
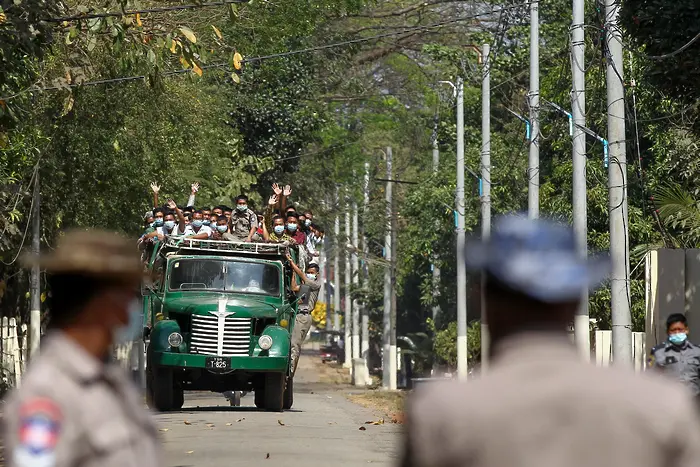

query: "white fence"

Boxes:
[594, 330, 647, 371]
[0, 317, 27, 388]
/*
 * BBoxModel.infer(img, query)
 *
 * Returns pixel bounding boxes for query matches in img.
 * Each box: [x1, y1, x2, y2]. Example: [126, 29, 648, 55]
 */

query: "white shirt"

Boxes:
[182, 224, 213, 238]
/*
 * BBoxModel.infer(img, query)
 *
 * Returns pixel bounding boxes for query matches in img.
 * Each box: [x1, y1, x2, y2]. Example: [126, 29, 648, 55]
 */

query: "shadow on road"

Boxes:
[175, 406, 302, 413]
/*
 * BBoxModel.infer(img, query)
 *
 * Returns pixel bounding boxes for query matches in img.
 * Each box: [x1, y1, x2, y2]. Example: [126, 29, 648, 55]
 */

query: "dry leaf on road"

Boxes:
[277, 420, 285, 426]
[226, 423, 233, 426]
[206, 423, 215, 427]
[184, 420, 192, 425]
[237, 418, 245, 422]
[159, 428, 169, 432]
[266, 453, 270, 459]
[186, 451, 194, 454]
[359, 426, 367, 431]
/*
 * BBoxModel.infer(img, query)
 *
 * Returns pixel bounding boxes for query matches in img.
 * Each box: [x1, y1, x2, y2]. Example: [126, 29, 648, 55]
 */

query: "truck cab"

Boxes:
[143, 237, 302, 412]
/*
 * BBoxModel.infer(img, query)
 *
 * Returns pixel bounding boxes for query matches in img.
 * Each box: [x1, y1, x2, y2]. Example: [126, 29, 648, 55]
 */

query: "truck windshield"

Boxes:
[168, 259, 280, 296]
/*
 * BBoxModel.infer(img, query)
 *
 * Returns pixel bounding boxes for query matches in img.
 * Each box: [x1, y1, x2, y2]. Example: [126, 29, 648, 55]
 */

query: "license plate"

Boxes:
[205, 357, 231, 370]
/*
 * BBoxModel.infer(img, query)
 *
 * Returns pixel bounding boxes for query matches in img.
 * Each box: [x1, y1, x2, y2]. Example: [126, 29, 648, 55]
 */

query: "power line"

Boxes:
[647, 31, 700, 60]
[2, 3, 527, 102]
[45, 0, 250, 23]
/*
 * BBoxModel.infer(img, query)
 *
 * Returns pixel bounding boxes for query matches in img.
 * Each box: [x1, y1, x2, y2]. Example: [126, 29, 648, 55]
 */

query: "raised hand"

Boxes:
[283, 185, 292, 197]
[191, 182, 200, 194]
[268, 194, 279, 206]
[150, 182, 160, 194]
[272, 183, 282, 196]
[167, 199, 177, 210]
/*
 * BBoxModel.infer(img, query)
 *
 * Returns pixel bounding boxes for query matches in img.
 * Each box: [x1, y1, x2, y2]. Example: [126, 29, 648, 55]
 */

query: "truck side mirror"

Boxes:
[298, 284, 310, 307]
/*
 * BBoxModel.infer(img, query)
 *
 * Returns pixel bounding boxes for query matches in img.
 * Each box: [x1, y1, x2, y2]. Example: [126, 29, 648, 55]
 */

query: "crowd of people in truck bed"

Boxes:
[137, 181, 325, 260]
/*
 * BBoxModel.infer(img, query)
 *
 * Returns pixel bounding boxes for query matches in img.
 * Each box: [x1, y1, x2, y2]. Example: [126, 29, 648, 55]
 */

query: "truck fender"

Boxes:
[257, 325, 291, 358]
[149, 319, 181, 353]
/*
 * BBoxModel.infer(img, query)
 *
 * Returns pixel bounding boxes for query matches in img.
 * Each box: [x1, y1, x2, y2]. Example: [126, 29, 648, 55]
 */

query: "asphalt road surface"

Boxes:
[154, 353, 401, 466]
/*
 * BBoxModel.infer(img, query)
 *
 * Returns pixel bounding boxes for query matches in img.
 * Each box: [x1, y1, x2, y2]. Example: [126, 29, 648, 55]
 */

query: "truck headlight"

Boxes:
[258, 335, 273, 350]
[168, 332, 183, 348]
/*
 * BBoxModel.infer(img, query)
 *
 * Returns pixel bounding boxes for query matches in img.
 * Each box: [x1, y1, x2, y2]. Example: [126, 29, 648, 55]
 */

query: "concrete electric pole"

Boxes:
[528, 0, 540, 219]
[480, 43, 491, 371]
[29, 170, 41, 358]
[382, 147, 394, 389]
[455, 77, 468, 380]
[344, 200, 352, 369]
[571, 0, 590, 360]
[605, 0, 632, 366]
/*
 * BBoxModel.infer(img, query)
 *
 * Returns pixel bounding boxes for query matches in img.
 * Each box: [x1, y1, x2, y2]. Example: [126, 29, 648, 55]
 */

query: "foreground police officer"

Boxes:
[650, 313, 700, 397]
[3, 229, 164, 467]
[399, 215, 700, 467]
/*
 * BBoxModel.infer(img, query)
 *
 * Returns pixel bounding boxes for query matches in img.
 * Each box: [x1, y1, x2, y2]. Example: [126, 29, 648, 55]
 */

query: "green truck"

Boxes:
[142, 237, 305, 412]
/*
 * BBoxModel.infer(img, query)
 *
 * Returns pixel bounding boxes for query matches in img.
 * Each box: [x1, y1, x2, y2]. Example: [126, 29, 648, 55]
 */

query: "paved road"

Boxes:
[154, 354, 401, 466]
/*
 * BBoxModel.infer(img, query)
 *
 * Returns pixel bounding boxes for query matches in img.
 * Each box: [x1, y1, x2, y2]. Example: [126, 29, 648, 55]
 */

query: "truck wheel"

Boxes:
[173, 385, 185, 410]
[283, 376, 294, 410]
[150, 366, 175, 411]
[263, 373, 285, 412]
[254, 387, 265, 409]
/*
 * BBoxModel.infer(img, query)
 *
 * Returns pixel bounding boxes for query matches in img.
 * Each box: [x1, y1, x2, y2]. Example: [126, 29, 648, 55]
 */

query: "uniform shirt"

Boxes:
[3, 333, 164, 467]
[269, 232, 296, 244]
[229, 209, 258, 241]
[650, 340, 700, 395]
[400, 332, 700, 467]
[182, 224, 213, 238]
[300, 277, 322, 313]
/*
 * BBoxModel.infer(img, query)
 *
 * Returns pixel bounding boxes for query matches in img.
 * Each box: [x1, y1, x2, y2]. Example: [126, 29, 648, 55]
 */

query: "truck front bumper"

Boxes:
[154, 352, 289, 372]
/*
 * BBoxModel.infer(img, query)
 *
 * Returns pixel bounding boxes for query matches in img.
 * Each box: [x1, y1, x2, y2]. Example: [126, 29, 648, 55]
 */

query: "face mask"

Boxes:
[237, 204, 248, 212]
[203, 220, 211, 226]
[113, 299, 144, 345]
[306, 273, 317, 281]
[217, 225, 228, 233]
[305, 219, 312, 226]
[164, 220, 176, 230]
[154, 218, 164, 227]
[287, 223, 298, 233]
[192, 220, 203, 228]
[669, 332, 688, 345]
[274, 225, 285, 235]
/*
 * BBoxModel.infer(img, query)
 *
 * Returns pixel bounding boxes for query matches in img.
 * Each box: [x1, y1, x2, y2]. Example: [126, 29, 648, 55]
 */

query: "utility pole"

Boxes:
[333, 193, 341, 332]
[606, 0, 632, 366]
[352, 197, 360, 361]
[571, 0, 590, 360]
[29, 170, 41, 358]
[344, 199, 352, 369]
[431, 116, 441, 329]
[324, 235, 333, 333]
[455, 77, 468, 381]
[480, 43, 491, 371]
[390, 189, 398, 391]
[361, 162, 370, 361]
[382, 147, 394, 389]
[528, 0, 540, 219]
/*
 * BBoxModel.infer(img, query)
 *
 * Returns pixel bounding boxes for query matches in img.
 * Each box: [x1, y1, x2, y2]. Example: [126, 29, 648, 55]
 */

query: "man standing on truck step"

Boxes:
[229, 194, 258, 242]
[286, 253, 322, 376]
[4, 229, 164, 467]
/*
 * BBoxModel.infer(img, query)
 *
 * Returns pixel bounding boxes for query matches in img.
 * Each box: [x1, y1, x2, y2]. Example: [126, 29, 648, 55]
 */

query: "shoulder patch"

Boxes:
[14, 398, 62, 467]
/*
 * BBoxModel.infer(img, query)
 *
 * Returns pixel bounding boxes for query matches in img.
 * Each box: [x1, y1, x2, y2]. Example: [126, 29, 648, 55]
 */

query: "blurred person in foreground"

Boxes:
[3, 229, 164, 467]
[399, 214, 700, 467]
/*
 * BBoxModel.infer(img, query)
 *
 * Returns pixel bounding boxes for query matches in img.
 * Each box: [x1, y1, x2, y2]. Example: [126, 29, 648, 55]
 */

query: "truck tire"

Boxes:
[150, 366, 175, 412]
[283, 376, 294, 410]
[173, 385, 185, 410]
[254, 386, 265, 408]
[263, 373, 284, 412]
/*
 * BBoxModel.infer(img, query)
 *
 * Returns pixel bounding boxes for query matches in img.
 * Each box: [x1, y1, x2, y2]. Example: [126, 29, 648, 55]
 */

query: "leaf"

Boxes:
[265, 453, 270, 459]
[277, 419, 285, 426]
[192, 62, 203, 77]
[212, 25, 223, 39]
[180, 56, 191, 69]
[186, 451, 194, 454]
[233, 52, 243, 70]
[159, 428, 169, 432]
[206, 423, 215, 427]
[87, 35, 97, 51]
[359, 426, 367, 431]
[231, 73, 240, 84]
[136, 13, 142, 27]
[113, 139, 120, 151]
[183, 420, 192, 425]
[147, 49, 157, 65]
[179, 26, 197, 44]
[236, 418, 245, 422]
[170, 39, 178, 54]
[225, 423, 232, 426]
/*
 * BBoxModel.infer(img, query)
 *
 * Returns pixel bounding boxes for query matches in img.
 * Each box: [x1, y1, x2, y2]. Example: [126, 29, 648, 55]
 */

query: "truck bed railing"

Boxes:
[163, 236, 289, 256]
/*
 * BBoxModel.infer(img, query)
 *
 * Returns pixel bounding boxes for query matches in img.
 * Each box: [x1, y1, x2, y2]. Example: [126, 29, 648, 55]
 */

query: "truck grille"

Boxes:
[190, 314, 252, 356]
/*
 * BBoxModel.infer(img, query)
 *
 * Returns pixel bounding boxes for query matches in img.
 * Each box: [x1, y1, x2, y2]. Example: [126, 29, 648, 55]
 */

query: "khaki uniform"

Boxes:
[400, 333, 700, 467]
[3, 333, 163, 467]
[290, 278, 321, 375]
